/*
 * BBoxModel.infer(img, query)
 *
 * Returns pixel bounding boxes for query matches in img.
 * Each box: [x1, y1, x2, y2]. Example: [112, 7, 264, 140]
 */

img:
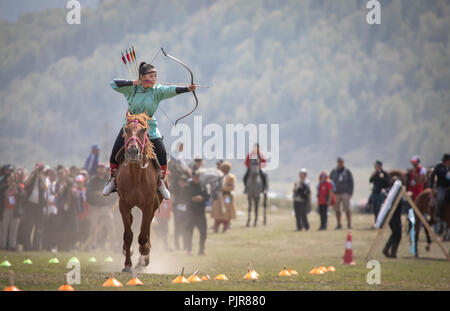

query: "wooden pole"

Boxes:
[404, 194, 450, 261]
[366, 187, 404, 260]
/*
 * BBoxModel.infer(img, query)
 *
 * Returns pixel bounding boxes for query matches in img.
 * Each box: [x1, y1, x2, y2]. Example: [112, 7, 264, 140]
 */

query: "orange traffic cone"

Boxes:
[4, 271, 20, 291]
[103, 274, 123, 287]
[278, 266, 291, 276]
[172, 267, 189, 284]
[201, 274, 210, 281]
[342, 230, 355, 265]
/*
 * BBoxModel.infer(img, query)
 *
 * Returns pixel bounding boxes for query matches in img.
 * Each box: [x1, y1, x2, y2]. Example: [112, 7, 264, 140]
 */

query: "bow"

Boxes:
[159, 47, 198, 126]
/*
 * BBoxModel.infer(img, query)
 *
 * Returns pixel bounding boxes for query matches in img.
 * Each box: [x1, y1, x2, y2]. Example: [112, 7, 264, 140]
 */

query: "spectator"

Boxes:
[212, 161, 237, 233]
[173, 175, 190, 251]
[43, 169, 59, 252]
[329, 157, 354, 229]
[84, 145, 101, 177]
[429, 153, 450, 234]
[383, 181, 403, 259]
[317, 171, 334, 231]
[0, 173, 23, 250]
[55, 168, 78, 251]
[19, 163, 47, 251]
[73, 175, 89, 246]
[154, 199, 172, 252]
[293, 168, 311, 231]
[185, 171, 210, 256]
[369, 160, 390, 225]
[0, 165, 15, 224]
[190, 156, 203, 175]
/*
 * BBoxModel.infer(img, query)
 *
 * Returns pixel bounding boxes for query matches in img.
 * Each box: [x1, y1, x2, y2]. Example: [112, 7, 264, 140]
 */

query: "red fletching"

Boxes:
[121, 52, 126, 65]
[126, 52, 131, 63]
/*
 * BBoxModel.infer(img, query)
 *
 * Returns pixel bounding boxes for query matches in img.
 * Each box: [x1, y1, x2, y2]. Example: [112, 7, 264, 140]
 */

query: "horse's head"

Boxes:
[123, 111, 151, 166]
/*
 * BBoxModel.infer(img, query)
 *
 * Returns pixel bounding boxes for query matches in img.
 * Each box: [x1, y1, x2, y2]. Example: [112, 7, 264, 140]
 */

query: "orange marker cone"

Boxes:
[172, 267, 189, 284]
[278, 266, 291, 276]
[243, 268, 258, 280]
[127, 277, 144, 286]
[103, 274, 123, 287]
[58, 274, 75, 291]
[288, 268, 298, 275]
[214, 274, 229, 280]
[187, 270, 202, 282]
[58, 284, 75, 291]
[3, 271, 20, 291]
[342, 230, 355, 265]
[201, 274, 210, 281]
[327, 266, 336, 272]
[248, 262, 259, 277]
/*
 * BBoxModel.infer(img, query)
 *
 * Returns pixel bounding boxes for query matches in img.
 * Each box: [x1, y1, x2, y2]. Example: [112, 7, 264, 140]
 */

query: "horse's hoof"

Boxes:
[122, 266, 132, 273]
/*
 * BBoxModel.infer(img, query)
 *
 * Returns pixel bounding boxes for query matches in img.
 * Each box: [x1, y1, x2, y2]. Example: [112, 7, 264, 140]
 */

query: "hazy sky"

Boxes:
[0, 0, 99, 22]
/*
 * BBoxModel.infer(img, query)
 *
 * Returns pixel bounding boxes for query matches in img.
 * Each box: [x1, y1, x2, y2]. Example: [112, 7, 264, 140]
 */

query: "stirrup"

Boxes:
[158, 178, 171, 200]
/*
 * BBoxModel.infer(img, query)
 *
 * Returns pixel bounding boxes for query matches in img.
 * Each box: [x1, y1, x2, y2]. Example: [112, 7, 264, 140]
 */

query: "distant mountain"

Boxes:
[0, 0, 449, 196]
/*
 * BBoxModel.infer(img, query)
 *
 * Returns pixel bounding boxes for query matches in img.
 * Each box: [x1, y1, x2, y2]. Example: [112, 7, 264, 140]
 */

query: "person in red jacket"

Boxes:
[407, 155, 427, 201]
[243, 143, 268, 193]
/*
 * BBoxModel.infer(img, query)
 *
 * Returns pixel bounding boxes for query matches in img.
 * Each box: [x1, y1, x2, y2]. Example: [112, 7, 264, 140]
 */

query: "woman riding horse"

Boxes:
[103, 62, 196, 199]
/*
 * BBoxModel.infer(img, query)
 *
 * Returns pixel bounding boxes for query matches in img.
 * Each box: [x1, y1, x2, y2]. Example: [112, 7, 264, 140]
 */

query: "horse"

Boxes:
[414, 187, 450, 257]
[246, 158, 267, 227]
[116, 111, 162, 273]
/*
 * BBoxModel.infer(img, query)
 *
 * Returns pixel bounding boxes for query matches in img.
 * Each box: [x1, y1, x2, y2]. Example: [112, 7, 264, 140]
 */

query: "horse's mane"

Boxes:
[124, 112, 157, 161]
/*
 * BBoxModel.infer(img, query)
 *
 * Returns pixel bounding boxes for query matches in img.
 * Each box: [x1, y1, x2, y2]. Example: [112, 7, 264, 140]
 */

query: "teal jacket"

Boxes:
[111, 80, 178, 139]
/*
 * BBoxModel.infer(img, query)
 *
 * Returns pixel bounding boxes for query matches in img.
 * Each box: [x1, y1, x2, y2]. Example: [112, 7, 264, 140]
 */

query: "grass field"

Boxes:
[1, 206, 449, 291]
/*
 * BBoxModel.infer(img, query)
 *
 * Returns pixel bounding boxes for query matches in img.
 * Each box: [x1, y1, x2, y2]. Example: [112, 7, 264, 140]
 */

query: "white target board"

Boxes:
[375, 180, 402, 229]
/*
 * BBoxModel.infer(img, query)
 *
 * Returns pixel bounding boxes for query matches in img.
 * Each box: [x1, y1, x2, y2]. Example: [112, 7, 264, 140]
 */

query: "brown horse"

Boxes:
[414, 187, 450, 257]
[116, 111, 163, 273]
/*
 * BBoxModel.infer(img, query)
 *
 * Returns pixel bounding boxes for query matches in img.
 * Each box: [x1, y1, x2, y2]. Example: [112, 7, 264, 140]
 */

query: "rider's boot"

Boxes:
[158, 165, 171, 200]
[103, 163, 118, 196]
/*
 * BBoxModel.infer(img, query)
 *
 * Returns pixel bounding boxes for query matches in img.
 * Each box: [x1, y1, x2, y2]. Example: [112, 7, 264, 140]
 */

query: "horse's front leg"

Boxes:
[263, 193, 267, 226]
[137, 205, 155, 268]
[254, 196, 259, 227]
[247, 196, 252, 227]
[119, 200, 133, 273]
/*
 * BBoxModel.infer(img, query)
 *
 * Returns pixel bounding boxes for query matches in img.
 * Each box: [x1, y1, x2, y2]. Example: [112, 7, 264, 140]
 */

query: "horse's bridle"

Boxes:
[124, 118, 149, 168]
